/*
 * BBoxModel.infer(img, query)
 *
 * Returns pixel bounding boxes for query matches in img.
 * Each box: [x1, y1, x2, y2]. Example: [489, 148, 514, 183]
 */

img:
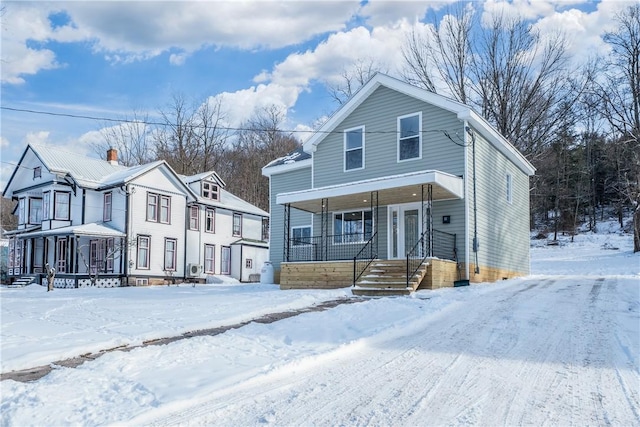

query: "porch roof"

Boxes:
[277, 170, 464, 213]
[17, 223, 125, 239]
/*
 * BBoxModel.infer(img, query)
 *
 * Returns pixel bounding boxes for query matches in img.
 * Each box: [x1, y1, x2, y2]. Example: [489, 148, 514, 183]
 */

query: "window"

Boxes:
[262, 218, 269, 241]
[189, 206, 199, 230]
[54, 192, 70, 220]
[90, 240, 105, 274]
[232, 213, 242, 237]
[105, 238, 114, 272]
[202, 181, 219, 200]
[56, 238, 67, 272]
[147, 193, 158, 222]
[221, 246, 231, 275]
[103, 192, 112, 222]
[137, 235, 150, 269]
[43, 192, 50, 220]
[292, 226, 312, 246]
[398, 112, 422, 161]
[334, 210, 373, 243]
[18, 198, 25, 224]
[34, 239, 44, 269]
[205, 208, 215, 233]
[33, 166, 41, 179]
[164, 238, 177, 271]
[204, 244, 215, 273]
[29, 198, 42, 224]
[160, 195, 170, 224]
[506, 173, 513, 204]
[344, 126, 364, 171]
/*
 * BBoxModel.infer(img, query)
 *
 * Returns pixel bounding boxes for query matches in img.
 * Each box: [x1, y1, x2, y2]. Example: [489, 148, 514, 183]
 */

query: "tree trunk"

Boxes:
[634, 207, 640, 252]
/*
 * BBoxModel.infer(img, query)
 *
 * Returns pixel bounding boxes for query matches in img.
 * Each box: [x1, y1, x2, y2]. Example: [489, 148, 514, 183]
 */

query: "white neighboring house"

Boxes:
[2, 144, 269, 288]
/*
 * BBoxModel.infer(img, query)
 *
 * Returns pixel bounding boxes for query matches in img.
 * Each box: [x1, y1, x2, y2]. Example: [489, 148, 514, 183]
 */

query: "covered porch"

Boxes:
[7, 223, 127, 288]
[276, 170, 465, 293]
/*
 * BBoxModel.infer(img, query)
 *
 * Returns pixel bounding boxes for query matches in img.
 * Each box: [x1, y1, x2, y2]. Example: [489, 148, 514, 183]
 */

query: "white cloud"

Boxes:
[24, 131, 50, 145]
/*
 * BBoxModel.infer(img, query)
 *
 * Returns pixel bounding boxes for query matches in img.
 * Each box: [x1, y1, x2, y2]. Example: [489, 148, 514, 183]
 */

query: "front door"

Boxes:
[388, 204, 421, 259]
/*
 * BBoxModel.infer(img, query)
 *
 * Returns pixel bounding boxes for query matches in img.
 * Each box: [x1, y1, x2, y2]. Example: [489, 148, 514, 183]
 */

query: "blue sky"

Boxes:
[0, 0, 628, 189]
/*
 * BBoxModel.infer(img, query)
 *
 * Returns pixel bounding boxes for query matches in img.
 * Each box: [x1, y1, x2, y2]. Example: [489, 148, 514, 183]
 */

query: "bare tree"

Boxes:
[595, 4, 640, 251]
[1, 197, 17, 231]
[94, 111, 154, 166]
[193, 97, 230, 172]
[326, 57, 388, 105]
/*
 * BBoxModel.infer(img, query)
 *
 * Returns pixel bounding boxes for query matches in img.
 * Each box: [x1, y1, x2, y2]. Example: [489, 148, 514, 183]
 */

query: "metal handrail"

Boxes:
[352, 231, 378, 286]
[406, 229, 457, 287]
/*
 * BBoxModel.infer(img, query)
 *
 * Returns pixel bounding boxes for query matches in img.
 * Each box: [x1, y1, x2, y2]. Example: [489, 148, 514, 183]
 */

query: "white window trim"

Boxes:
[333, 209, 374, 244]
[103, 192, 112, 222]
[164, 238, 177, 271]
[205, 207, 215, 233]
[54, 192, 70, 221]
[344, 125, 365, 172]
[137, 235, 150, 270]
[291, 225, 312, 246]
[232, 212, 242, 237]
[397, 111, 423, 162]
[204, 244, 216, 273]
[506, 173, 513, 204]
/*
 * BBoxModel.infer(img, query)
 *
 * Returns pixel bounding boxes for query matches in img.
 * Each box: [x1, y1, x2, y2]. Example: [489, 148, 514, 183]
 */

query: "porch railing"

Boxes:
[287, 233, 374, 262]
[406, 229, 457, 287]
[353, 232, 378, 285]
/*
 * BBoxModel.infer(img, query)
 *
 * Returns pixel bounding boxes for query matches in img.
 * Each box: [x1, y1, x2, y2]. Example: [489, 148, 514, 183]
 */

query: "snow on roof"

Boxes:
[181, 171, 226, 187]
[98, 161, 165, 188]
[19, 222, 125, 238]
[263, 146, 310, 169]
[195, 188, 268, 217]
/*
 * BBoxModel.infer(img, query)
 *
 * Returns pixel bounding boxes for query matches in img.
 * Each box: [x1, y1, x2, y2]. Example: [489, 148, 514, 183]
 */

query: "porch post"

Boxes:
[422, 184, 433, 257]
[321, 198, 329, 261]
[371, 191, 378, 258]
[283, 204, 290, 262]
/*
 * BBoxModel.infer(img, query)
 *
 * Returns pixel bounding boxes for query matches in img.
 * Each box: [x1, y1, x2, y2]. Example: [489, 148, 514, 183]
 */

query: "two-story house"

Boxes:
[3, 144, 269, 288]
[262, 74, 535, 296]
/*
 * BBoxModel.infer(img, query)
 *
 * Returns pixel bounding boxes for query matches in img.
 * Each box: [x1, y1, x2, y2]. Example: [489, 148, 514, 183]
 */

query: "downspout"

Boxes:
[239, 244, 243, 282]
[185, 197, 190, 282]
[466, 126, 480, 275]
[124, 185, 130, 285]
[81, 189, 86, 224]
[463, 121, 470, 280]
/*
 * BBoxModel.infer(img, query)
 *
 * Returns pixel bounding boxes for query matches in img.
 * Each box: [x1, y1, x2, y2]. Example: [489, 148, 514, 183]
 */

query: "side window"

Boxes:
[232, 213, 242, 237]
[29, 198, 42, 224]
[205, 208, 215, 233]
[54, 192, 70, 220]
[43, 192, 50, 220]
[398, 112, 422, 161]
[18, 198, 25, 224]
[103, 192, 112, 222]
[189, 206, 199, 230]
[344, 126, 364, 171]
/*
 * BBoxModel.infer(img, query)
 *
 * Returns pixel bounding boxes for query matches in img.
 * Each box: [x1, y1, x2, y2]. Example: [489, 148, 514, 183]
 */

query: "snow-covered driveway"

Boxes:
[130, 276, 638, 426]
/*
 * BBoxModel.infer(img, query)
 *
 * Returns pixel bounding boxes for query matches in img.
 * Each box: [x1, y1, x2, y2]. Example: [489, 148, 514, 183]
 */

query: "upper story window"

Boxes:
[506, 173, 513, 204]
[43, 192, 50, 220]
[398, 112, 422, 161]
[18, 198, 25, 225]
[344, 126, 364, 171]
[202, 181, 219, 201]
[29, 198, 42, 224]
[160, 195, 170, 224]
[232, 213, 242, 237]
[33, 167, 41, 179]
[262, 218, 269, 241]
[205, 207, 215, 233]
[54, 192, 70, 220]
[147, 193, 157, 222]
[189, 206, 199, 230]
[103, 192, 112, 222]
[147, 193, 170, 223]
[334, 210, 373, 243]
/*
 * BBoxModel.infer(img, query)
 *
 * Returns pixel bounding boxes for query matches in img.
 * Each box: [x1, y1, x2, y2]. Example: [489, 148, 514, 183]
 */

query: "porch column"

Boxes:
[283, 204, 290, 262]
[370, 191, 378, 258]
[422, 184, 433, 257]
[321, 198, 328, 261]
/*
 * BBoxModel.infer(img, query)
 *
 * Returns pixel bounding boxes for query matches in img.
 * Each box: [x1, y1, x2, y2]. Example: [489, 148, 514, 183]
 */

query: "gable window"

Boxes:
[18, 198, 25, 225]
[202, 181, 219, 201]
[33, 166, 41, 179]
[147, 193, 158, 222]
[262, 218, 269, 241]
[160, 195, 171, 224]
[189, 206, 199, 230]
[204, 244, 215, 273]
[398, 112, 422, 161]
[54, 192, 70, 220]
[334, 210, 373, 243]
[232, 213, 242, 237]
[137, 235, 150, 269]
[103, 192, 112, 222]
[205, 208, 215, 233]
[506, 173, 513, 204]
[29, 198, 42, 224]
[43, 192, 50, 220]
[292, 226, 312, 246]
[344, 126, 364, 171]
[164, 238, 177, 271]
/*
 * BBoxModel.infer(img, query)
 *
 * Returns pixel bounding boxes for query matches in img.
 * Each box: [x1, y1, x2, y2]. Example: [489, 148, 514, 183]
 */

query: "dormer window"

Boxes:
[202, 181, 219, 200]
[33, 167, 41, 179]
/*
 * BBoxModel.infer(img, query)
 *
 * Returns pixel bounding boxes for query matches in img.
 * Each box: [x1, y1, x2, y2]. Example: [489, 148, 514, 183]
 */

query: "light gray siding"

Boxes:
[313, 86, 466, 188]
[467, 128, 530, 276]
[269, 167, 313, 269]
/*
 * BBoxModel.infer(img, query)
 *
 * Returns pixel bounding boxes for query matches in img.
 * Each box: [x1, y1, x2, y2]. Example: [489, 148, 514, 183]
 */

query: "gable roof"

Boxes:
[3, 144, 197, 201]
[302, 73, 535, 176]
[182, 171, 226, 187]
[261, 146, 312, 177]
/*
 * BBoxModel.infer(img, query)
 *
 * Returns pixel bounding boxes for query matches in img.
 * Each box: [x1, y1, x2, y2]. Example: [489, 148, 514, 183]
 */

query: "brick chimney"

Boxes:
[106, 148, 118, 165]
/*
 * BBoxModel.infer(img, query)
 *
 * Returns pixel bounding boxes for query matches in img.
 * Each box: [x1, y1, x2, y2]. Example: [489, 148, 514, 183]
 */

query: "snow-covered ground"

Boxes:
[1, 222, 639, 426]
